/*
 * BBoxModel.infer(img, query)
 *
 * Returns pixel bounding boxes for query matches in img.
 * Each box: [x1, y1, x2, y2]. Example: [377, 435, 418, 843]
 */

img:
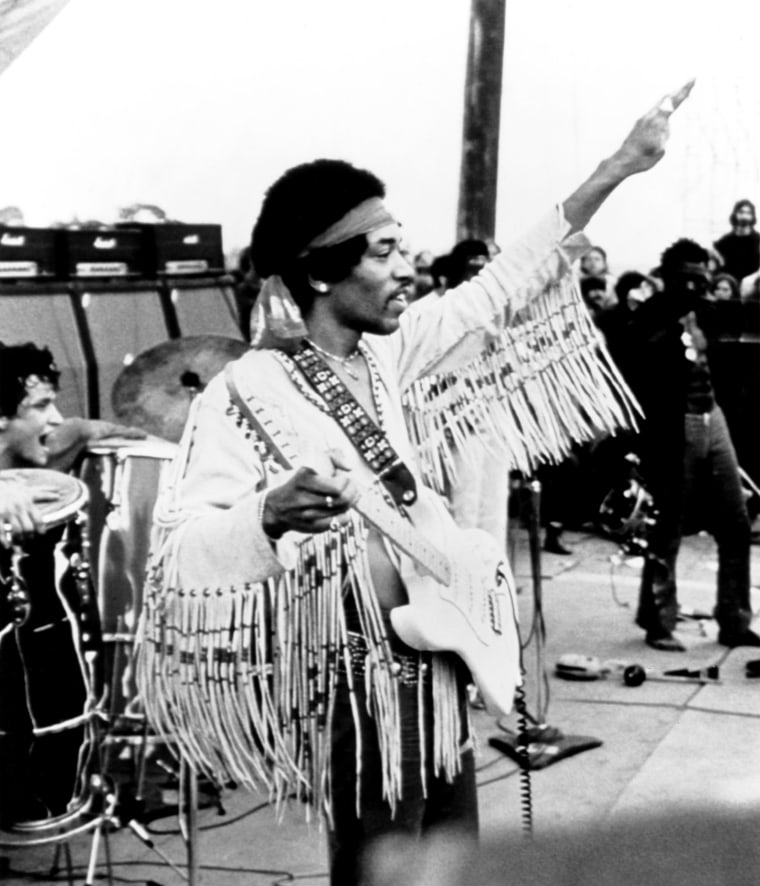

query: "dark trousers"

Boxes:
[327, 667, 478, 886]
[637, 406, 752, 636]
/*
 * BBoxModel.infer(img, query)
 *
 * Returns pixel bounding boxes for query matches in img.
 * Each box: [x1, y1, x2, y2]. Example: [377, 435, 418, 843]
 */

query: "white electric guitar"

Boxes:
[227, 372, 522, 717]
[354, 483, 522, 716]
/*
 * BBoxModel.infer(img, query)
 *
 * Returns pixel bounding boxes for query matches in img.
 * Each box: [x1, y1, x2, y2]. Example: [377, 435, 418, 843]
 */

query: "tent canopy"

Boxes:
[0, 0, 70, 77]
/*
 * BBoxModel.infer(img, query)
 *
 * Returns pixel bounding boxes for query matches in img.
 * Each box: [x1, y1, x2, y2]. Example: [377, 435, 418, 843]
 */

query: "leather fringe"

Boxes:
[135, 405, 466, 820]
[403, 276, 640, 492]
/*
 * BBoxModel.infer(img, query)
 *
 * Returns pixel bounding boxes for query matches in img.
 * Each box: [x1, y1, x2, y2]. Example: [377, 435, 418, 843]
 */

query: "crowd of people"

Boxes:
[580, 199, 760, 315]
[546, 199, 760, 652]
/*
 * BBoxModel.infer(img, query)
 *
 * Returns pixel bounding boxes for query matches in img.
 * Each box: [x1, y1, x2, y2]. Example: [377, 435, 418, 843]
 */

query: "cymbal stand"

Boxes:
[83, 771, 191, 886]
[84, 620, 204, 886]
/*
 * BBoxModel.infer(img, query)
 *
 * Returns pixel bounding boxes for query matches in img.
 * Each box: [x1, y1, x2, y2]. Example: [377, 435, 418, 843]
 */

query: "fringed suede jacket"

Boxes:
[136, 208, 635, 818]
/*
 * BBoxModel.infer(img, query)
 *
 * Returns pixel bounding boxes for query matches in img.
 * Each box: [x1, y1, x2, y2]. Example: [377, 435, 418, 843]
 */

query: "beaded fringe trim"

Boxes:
[135, 402, 466, 820]
[403, 276, 640, 491]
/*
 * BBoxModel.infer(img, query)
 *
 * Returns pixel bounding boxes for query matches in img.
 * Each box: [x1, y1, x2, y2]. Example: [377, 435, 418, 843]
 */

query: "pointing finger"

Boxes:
[656, 78, 695, 115]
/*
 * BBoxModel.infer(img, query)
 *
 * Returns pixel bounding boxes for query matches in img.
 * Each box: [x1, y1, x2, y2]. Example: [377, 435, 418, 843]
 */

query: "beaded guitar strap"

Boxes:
[286, 341, 418, 506]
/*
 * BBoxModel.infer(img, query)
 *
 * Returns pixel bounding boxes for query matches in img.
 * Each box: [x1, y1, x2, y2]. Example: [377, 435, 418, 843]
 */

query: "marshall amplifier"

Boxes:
[0, 226, 59, 277]
[118, 223, 225, 275]
[59, 227, 147, 278]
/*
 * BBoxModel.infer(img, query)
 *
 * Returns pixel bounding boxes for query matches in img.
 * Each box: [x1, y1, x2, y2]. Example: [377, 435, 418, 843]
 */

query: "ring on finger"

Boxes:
[325, 495, 334, 509]
[658, 97, 675, 114]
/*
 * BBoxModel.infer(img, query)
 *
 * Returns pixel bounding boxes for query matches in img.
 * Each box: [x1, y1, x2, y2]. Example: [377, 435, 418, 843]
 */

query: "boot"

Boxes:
[544, 522, 571, 555]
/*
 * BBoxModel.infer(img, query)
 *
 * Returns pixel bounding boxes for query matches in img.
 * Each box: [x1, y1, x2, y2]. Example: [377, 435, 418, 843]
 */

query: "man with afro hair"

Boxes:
[139, 83, 693, 884]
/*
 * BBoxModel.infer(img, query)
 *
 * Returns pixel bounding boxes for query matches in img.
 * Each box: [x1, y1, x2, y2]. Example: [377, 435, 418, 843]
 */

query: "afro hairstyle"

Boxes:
[659, 238, 710, 277]
[0, 342, 59, 418]
[250, 159, 386, 278]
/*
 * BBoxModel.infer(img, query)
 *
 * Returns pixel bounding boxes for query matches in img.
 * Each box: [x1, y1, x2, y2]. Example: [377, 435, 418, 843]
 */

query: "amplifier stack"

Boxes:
[0, 222, 244, 422]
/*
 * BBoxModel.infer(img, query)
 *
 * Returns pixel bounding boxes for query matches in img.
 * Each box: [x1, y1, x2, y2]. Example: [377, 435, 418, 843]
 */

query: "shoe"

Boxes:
[544, 538, 572, 555]
[645, 632, 686, 652]
[544, 523, 571, 555]
[717, 629, 760, 648]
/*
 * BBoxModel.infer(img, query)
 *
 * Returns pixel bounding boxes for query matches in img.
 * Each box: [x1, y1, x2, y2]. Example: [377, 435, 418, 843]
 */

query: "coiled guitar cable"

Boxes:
[512, 679, 534, 836]
[510, 477, 546, 837]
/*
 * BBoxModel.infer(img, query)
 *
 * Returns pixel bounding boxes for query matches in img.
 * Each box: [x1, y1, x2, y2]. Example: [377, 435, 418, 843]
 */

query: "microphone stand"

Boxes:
[490, 477, 602, 770]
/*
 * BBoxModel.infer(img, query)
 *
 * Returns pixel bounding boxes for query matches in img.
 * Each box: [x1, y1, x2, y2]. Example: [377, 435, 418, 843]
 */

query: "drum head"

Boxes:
[0, 469, 88, 528]
[85, 435, 178, 461]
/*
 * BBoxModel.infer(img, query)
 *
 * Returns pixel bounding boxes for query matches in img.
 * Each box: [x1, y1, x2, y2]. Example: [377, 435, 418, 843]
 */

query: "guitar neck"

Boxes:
[353, 483, 451, 585]
[229, 372, 451, 585]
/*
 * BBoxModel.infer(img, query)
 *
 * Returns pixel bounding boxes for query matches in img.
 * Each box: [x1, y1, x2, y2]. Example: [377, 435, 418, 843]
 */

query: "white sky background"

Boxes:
[1, 0, 759, 274]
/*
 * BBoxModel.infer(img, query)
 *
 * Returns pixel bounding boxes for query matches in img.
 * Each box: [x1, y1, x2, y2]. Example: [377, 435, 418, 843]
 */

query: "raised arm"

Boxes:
[563, 79, 695, 234]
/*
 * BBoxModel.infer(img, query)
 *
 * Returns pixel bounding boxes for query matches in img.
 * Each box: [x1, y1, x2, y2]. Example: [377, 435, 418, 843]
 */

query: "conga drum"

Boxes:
[78, 436, 177, 724]
[0, 469, 97, 832]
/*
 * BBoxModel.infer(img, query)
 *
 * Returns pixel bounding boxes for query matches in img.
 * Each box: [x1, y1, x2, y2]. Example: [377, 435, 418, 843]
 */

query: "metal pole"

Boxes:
[527, 478, 546, 723]
[456, 0, 507, 244]
[183, 761, 200, 886]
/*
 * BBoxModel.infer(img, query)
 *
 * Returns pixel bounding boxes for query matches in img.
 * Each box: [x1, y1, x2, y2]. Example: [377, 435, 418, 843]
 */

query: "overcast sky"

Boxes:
[1, 0, 759, 273]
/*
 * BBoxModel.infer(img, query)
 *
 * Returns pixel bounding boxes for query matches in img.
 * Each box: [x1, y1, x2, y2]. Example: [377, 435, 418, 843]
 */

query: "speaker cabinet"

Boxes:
[71, 280, 172, 420]
[165, 275, 244, 340]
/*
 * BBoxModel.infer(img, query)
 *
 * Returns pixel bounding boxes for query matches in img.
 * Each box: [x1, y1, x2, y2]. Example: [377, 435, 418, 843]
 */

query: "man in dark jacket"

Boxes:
[601, 239, 758, 651]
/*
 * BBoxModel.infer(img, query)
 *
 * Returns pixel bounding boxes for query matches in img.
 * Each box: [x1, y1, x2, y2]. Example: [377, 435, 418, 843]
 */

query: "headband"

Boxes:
[301, 197, 395, 253]
[250, 198, 396, 352]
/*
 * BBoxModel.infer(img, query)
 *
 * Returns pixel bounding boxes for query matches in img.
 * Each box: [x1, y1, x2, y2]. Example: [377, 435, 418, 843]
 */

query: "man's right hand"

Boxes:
[261, 453, 359, 539]
[0, 478, 60, 541]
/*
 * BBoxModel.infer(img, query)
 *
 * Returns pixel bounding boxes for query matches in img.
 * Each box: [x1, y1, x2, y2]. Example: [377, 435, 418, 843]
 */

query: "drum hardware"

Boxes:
[0, 465, 203, 886]
[82, 772, 192, 886]
[2, 543, 31, 626]
[76, 436, 211, 886]
[0, 435, 216, 880]
[0, 469, 99, 843]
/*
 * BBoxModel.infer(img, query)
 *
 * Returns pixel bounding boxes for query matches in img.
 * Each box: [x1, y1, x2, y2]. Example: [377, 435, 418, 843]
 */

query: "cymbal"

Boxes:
[111, 335, 249, 442]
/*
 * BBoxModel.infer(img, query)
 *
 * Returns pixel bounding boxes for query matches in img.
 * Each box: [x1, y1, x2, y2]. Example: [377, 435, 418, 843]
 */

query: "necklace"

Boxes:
[357, 340, 385, 429]
[306, 338, 362, 380]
